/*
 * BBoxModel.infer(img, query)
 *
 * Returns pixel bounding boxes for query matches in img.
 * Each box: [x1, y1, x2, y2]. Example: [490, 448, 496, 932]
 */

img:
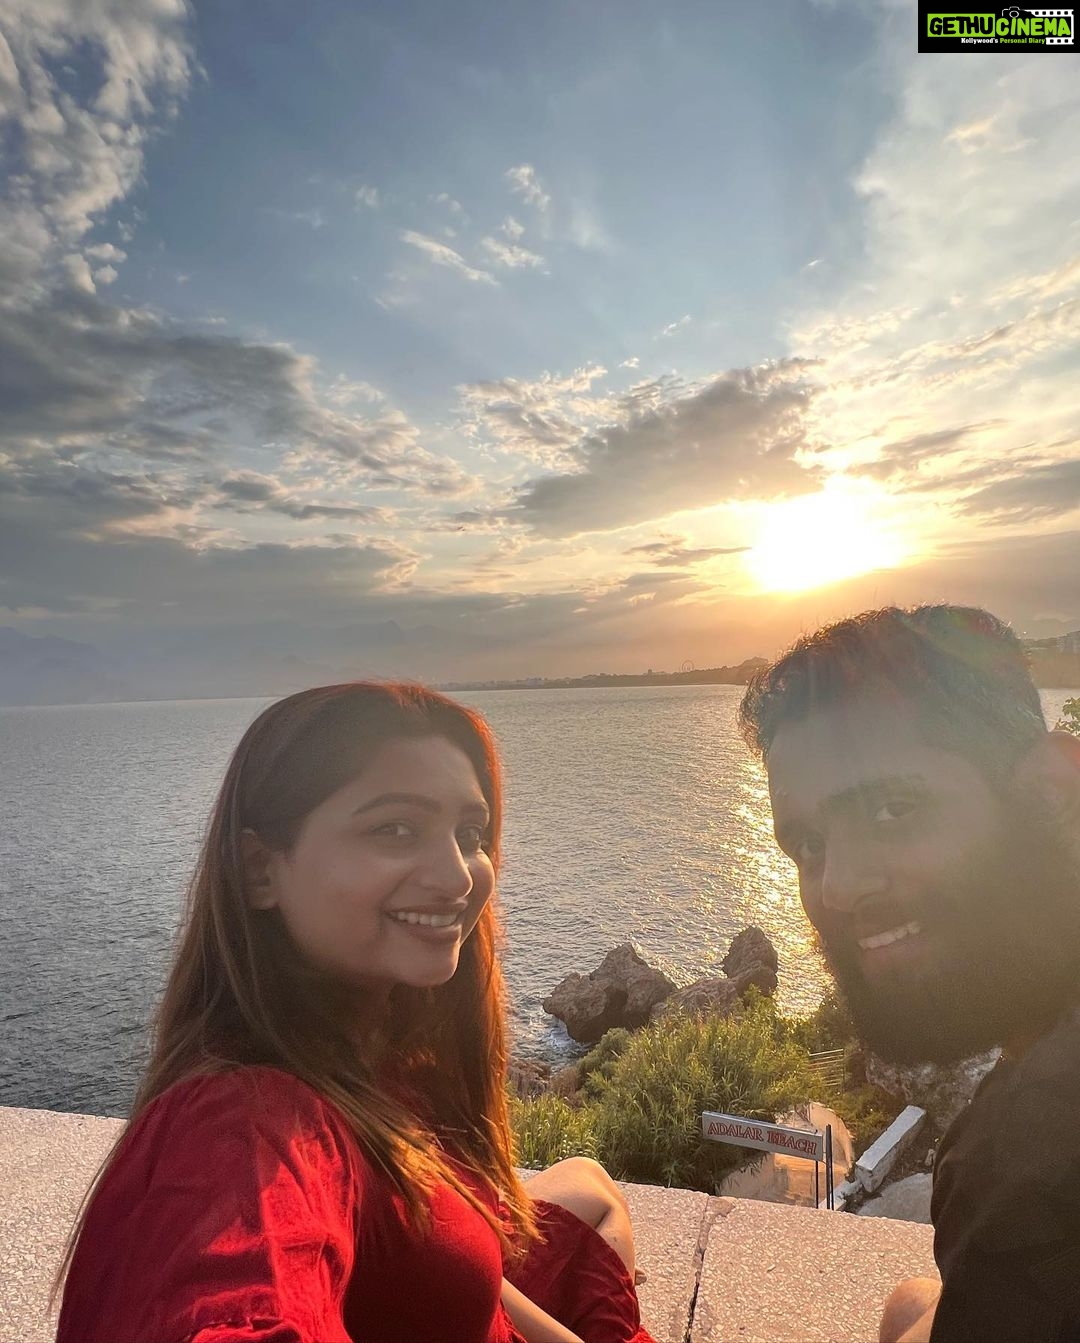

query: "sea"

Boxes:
[0, 685, 1070, 1118]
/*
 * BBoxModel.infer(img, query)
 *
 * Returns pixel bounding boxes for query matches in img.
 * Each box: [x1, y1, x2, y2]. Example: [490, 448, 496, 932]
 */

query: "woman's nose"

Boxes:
[417, 834, 474, 898]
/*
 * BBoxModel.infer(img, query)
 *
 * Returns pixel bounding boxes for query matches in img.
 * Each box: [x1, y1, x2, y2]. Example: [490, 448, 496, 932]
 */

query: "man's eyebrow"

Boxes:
[351, 791, 490, 818]
[773, 774, 927, 852]
[821, 774, 927, 816]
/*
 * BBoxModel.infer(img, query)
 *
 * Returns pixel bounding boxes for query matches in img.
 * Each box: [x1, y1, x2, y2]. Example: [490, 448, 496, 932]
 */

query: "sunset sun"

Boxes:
[745, 484, 907, 594]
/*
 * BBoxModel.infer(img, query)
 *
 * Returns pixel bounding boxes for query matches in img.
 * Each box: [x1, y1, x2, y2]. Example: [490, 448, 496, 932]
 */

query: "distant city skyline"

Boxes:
[1, 0, 1078, 697]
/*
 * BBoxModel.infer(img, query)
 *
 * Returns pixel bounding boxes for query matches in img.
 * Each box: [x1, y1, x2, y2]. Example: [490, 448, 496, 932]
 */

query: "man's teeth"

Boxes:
[387, 910, 459, 928]
[859, 921, 922, 951]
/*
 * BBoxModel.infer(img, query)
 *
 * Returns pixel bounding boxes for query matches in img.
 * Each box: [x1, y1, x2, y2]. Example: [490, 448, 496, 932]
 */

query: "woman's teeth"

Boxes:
[859, 920, 922, 951]
[387, 910, 459, 928]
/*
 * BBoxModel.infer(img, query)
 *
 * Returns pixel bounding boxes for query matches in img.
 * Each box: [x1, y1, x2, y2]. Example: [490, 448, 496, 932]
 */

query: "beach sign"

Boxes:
[700, 1112, 824, 1162]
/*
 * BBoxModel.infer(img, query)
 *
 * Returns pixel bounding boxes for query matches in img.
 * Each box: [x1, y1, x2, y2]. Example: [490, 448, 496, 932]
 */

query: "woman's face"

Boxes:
[249, 734, 495, 993]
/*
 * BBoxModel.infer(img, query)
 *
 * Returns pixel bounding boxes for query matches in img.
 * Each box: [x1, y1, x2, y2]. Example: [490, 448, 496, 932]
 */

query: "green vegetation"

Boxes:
[511, 992, 904, 1193]
[1056, 697, 1080, 736]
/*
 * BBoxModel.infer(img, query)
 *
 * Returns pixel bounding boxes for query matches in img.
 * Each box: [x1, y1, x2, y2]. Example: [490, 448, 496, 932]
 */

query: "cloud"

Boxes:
[506, 359, 820, 538]
[212, 471, 394, 524]
[479, 235, 544, 270]
[355, 184, 380, 210]
[620, 357, 640, 369]
[657, 314, 692, 338]
[0, 0, 194, 303]
[431, 192, 467, 220]
[949, 457, 1080, 523]
[459, 364, 613, 469]
[400, 230, 496, 285]
[505, 163, 551, 212]
[625, 537, 749, 567]
[500, 215, 525, 240]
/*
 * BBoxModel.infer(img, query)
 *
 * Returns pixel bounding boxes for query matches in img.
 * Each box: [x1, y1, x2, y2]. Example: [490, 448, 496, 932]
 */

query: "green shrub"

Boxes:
[1056, 698, 1080, 736]
[788, 987, 857, 1054]
[827, 1084, 902, 1155]
[509, 1092, 600, 1168]
[577, 1027, 632, 1099]
[582, 997, 814, 1191]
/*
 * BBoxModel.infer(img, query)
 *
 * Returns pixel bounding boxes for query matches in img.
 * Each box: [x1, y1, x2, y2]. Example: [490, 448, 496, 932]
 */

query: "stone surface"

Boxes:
[692, 1197, 937, 1342]
[542, 943, 676, 1043]
[855, 1106, 927, 1194]
[721, 926, 779, 984]
[858, 1173, 933, 1225]
[3, 1104, 942, 1343]
[547, 1060, 584, 1100]
[652, 928, 779, 1023]
[507, 1057, 552, 1099]
[865, 1049, 999, 1132]
[0, 1104, 124, 1343]
[615, 1181, 712, 1343]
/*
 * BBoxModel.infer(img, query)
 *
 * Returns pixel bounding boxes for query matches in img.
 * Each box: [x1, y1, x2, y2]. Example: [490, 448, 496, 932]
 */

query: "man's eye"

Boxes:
[793, 834, 825, 867]
[457, 824, 486, 854]
[872, 799, 916, 823]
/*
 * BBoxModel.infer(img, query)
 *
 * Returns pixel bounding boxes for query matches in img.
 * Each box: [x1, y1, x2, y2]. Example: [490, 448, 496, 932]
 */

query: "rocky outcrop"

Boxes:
[542, 943, 677, 1043]
[865, 1050, 1000, 1132]
[651, 928, 779, 1023]
[721, 926, 779, 990]
[507, 1058, 552, 1099]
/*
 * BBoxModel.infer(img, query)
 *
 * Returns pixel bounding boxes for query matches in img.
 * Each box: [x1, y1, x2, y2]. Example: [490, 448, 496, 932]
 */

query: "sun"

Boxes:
[745, 483, 907, 594]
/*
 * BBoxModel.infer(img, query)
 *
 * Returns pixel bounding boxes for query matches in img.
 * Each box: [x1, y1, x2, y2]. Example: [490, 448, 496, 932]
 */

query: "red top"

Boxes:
[57, 1066, 652, 1343]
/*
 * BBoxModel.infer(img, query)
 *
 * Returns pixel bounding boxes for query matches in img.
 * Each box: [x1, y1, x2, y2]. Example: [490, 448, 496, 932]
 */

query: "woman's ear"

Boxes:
[1012, 731, 1080, 828]
[240, 827, 278, 910]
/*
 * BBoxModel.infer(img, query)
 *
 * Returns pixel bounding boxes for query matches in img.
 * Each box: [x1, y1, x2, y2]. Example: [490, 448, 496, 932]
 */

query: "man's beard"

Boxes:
[814, 795, 1080, 1065]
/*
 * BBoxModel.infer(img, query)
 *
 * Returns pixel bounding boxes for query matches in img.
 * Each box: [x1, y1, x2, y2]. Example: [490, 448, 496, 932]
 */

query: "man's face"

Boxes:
[766, 696, 1080, 1064]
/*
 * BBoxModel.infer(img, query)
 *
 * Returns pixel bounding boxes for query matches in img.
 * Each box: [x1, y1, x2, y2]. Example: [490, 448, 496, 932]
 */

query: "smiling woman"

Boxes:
[745, 483, 908, 594]
[54, 682, 654, 1343]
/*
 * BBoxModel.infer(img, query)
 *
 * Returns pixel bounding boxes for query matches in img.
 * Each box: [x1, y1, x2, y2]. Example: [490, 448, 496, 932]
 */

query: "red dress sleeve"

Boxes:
[57, 1067, 361, 1343]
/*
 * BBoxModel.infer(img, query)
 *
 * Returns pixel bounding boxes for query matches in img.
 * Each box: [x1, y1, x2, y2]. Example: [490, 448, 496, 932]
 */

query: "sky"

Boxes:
[0, 0, 1078, 694]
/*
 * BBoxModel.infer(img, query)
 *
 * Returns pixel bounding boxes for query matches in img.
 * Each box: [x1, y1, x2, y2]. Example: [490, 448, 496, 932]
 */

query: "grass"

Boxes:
[511, 988, 904, 1192]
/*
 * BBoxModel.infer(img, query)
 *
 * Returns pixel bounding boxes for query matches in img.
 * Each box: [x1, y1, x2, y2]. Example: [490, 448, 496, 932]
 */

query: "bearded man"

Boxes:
[738, 604, 1080, 1343]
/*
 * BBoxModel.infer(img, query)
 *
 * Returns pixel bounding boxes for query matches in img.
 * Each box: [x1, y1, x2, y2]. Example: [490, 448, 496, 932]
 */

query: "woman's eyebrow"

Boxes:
[352, 791, 490, 819]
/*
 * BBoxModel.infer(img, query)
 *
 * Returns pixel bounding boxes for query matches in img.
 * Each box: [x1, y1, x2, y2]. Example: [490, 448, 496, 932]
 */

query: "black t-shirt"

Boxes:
[930, 1007, 1080, 1342]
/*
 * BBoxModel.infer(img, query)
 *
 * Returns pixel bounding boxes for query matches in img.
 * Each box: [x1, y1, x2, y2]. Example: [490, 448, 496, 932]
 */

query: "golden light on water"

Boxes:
[745, 483, 907, 594]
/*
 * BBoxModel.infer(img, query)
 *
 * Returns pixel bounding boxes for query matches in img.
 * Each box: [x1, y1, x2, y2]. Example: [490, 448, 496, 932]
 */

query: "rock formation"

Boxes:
[541, 943, 677, 1043]
[865, 1049, 1000, 1132]
[651, 926, 779, 1022]
[506, 1057, 552, 1099]
[721, 926, 779, 987]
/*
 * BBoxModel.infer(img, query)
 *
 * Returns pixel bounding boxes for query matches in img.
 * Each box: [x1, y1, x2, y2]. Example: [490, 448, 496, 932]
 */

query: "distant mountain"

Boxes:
[1024, 631, 1080, 688]
[0, 628, 136, 706]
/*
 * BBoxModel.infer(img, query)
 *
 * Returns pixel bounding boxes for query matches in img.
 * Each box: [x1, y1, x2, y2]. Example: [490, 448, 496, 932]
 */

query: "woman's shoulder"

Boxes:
[124, 1065, 365, 1182]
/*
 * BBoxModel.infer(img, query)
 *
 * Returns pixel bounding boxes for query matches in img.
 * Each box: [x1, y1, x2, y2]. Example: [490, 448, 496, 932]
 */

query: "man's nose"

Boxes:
[819, 834, 888, 913]
[417, 834, 474, 898]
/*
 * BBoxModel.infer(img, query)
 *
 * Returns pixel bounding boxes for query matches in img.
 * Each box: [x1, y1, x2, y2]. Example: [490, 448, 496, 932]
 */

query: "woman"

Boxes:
[55, 682, 653, 1343]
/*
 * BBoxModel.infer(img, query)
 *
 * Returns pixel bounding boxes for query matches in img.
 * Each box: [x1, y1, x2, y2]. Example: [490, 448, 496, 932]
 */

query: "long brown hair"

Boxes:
[54, 682, 536, 1307]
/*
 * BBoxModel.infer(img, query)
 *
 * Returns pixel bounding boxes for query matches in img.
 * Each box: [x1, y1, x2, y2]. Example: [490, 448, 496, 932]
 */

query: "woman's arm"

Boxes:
[501, 1278, 584, 1343]
[57, 1070, 358, 1343]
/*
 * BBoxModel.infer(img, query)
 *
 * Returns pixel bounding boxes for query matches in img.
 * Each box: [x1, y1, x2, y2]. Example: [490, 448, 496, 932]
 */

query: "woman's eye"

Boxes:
[457, 825, 486, 854]
[371, 821, 414, 840]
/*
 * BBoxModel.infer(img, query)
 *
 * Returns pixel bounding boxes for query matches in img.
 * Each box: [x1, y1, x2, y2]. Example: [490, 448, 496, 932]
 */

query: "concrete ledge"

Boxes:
[2, 1106, 938, 1343]
[854, 1106, 927, 1195]
[692, 1197, 937, 1342]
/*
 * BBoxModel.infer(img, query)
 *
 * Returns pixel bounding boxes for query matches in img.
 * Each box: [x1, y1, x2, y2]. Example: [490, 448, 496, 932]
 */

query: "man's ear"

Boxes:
[1012, 731, 1080, 828]
[240, 828, 278, 910]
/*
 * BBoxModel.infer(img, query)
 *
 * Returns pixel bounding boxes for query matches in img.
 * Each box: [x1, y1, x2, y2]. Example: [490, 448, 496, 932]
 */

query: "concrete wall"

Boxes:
[1, 1105, 937, 1343]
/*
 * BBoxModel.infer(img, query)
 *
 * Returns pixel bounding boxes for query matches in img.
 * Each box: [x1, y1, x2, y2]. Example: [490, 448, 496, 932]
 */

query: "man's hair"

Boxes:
[738, 604, 1047, 783]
